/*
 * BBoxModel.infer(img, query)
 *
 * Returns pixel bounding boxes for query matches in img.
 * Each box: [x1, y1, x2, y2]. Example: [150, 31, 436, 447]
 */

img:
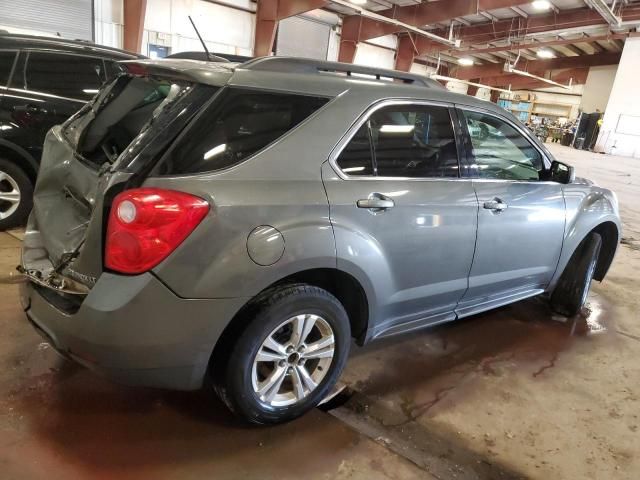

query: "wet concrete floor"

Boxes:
[1, 144, 640, 479]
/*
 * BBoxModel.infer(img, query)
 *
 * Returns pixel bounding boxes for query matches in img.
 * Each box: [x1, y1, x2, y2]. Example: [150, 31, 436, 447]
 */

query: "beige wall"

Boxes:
[581, 65, 618, 113]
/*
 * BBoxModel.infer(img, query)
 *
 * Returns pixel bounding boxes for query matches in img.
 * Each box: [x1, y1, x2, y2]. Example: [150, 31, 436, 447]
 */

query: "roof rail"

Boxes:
[240, 57, 443, 89]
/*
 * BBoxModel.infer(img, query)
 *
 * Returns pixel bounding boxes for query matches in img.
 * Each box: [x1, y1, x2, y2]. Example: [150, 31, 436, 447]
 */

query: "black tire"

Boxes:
[0, 158, 33, 230]
[215, 284, 351, 425]
[550, 232, 602, 317]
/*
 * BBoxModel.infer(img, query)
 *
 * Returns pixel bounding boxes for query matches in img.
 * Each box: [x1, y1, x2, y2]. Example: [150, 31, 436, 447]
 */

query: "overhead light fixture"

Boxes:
[203, 143, 227, 160]
[380, 125, 415, 133]
[349, 0, 367, 4]
[458, 57, 474, 66]
[536, 49, 555, 58]
[531, 0, 551, 10]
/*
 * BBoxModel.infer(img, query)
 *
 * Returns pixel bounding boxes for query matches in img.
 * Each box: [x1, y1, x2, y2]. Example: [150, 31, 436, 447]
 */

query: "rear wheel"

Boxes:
[550, 232, 602, 317]
[215, 284, 350, 424]
[0, 159, 33, 230]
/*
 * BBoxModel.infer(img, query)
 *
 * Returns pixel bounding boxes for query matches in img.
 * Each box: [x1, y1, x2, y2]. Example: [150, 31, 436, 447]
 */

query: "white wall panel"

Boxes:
[143, 0, 255, 57]
[581, 65, 617, 113]
[596, 36, 640, 158]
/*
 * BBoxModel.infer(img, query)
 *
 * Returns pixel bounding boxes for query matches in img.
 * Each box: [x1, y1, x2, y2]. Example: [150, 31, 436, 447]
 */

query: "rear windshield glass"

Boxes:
[64, 75, 195, 167]
[153, 88, 329, 175]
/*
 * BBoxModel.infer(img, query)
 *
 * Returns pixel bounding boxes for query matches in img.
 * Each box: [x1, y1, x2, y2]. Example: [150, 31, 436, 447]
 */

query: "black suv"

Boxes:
[0, 33, 143, 229]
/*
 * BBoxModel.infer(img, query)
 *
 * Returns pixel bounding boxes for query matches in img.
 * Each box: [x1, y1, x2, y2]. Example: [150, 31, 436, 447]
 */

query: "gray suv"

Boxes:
[19, 57, 620, 424]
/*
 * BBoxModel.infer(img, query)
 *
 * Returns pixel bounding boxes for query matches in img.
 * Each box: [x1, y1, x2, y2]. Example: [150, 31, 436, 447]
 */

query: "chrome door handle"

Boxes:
[357, 195, 395, 210]
[483, 198, 508, 212]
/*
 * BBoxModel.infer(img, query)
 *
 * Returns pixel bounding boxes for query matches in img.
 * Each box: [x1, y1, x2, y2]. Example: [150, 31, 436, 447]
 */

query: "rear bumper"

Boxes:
[20, 272, 248, 390]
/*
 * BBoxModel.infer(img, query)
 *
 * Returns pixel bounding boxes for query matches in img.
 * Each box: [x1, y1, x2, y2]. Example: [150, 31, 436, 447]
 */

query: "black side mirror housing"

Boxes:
[549, 160, 575, 184]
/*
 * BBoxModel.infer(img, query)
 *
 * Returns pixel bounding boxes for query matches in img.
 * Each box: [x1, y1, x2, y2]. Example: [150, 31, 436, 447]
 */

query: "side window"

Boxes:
[461, 110, 543, 181]
[336, 123, 374, 176]
[0, 51, 17, 87]
[157, 88, 328, 175]
[371, 105, 458, 178]
[25, 52, 105, 100]
[336, 104, 459, 178]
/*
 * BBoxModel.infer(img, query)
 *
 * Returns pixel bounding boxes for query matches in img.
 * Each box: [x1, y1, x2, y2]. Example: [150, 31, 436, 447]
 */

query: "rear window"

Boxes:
[65, 75, 204, 168]
[154, 88, 329, 175]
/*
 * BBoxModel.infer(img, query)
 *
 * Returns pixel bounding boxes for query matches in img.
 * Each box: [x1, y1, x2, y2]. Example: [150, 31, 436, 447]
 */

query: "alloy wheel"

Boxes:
[251, 314, 335, 407]
[0, 170, 21, 221]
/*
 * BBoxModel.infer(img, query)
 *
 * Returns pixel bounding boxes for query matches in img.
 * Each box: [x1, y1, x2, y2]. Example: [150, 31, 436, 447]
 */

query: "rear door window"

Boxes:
[25, 51, 106, 101]
[335, 104, 459, 178]
[155, 88, 329, 175]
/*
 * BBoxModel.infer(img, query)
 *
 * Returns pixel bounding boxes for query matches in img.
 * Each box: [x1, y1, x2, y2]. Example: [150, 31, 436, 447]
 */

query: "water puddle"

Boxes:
[341, 293, 616, 422]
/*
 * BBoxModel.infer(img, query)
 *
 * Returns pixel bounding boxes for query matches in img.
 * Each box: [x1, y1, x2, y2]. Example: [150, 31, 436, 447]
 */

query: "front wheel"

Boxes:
[550, 232, 602, 317]
[215, 284, 351, 424]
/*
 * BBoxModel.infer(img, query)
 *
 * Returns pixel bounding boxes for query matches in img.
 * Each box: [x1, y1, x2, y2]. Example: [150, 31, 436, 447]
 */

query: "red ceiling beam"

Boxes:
[480, 68, 589, 88]
[254, 0, 327, 57]
[519, 51, 621, 70]
[449, 33, 634, 56]
[449, 4, 640, 47]
[451, 52, 620, 80]
[395, 35, 416, 71]
[123, 0, 147, 54]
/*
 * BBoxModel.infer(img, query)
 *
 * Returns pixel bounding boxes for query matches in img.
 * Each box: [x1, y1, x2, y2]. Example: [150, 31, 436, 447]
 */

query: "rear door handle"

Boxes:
[483, 198, 508, 212]
[357, 195, 395, 210]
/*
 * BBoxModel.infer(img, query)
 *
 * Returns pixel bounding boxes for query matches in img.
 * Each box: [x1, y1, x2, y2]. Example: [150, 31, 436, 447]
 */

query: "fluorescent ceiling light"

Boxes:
[458, 57, 474, 66]
[380, 125, 415, 134]
[531, 0, 551, 10]
[349, 0, 367, 4]
[203, 143, 227, 160]
[83, 89, 99, 94]
[536, 49, 555, 58]
[342, 166, 366, 173]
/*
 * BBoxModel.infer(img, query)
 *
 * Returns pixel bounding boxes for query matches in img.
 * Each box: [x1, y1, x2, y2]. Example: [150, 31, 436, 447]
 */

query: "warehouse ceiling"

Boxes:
[252, 0, 640, 89]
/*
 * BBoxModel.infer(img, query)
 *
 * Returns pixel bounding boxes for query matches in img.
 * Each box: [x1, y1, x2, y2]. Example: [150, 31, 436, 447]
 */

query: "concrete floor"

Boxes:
[1, 143, 639, 479]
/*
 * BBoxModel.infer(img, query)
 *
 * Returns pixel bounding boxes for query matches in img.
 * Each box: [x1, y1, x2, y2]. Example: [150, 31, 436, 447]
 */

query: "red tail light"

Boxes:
[105, 188, 209, 274]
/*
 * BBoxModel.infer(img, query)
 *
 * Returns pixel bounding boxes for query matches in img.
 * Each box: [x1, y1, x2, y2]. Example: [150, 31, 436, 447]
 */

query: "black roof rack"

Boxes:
[240, 57, 443, 89]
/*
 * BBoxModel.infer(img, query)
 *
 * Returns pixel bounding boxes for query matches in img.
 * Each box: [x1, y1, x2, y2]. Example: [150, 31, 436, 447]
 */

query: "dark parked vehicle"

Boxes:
[19, 57, 620, 425]
[0, 33, 143, 229]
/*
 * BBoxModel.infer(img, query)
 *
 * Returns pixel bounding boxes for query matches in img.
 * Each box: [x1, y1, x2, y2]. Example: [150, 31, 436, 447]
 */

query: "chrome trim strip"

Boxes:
[0, 86, 86, 104]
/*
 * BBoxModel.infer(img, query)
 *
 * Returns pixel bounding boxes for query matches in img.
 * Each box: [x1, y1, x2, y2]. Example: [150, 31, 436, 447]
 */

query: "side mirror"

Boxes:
[550, 160, 575, 184]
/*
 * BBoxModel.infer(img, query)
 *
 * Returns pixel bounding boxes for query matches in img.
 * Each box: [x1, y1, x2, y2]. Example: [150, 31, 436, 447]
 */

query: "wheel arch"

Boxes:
[590, 221, 619, 281]
[208, 267, 370, 381]
[0, 140, 39, 183]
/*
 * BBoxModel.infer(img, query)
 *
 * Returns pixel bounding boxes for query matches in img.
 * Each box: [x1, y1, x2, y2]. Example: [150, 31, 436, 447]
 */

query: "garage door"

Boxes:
[276, 16, 331, 60]
[0, 0, 92, 40]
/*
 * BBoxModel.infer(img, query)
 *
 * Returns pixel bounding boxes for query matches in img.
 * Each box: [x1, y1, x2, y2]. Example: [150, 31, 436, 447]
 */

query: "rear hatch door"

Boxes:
[22, 61, 227, 293]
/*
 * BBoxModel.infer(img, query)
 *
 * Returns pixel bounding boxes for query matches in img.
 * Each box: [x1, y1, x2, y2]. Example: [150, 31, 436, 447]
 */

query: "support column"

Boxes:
[254, 0, 279, 57]
[395, 35, 416, 72]
[466, 79, 480, 97]
[338, 16, 360, 63]
[123, 0, 147, 54]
